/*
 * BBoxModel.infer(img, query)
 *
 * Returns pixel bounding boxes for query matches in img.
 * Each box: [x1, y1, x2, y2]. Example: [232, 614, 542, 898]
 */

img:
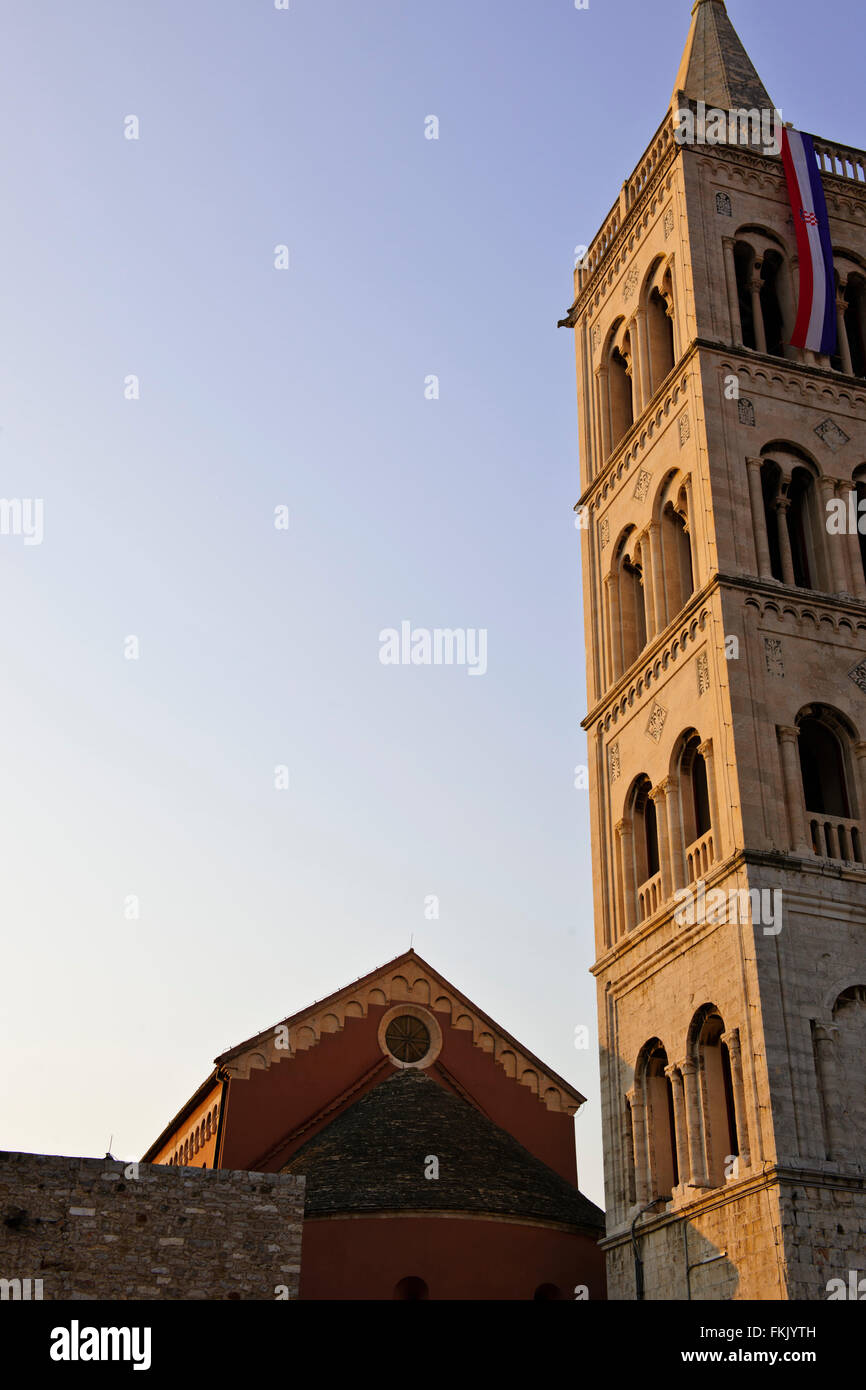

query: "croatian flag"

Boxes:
[781, 128, 836, 355]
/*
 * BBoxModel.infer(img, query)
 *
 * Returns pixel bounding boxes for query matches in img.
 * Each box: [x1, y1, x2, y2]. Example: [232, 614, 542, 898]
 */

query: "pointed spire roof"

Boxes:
[672, 0, 772, 111]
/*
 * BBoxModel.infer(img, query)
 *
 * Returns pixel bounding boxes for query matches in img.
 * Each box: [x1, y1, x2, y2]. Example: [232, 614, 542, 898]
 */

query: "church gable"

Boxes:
[216, 949, 584, 1116]
[212, 950, 584, 1183]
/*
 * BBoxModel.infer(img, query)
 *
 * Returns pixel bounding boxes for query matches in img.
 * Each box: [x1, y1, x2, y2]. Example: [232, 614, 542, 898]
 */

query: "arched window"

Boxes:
[759, 454, 826, 591]
[693, 1008, 738, 1189]
[194, 1127, 200, 1154]
[610, 531, 648, 676]
[660, 498, 693, 616]
[733, 236, 793, 358]
[759, 250, 785, 358]
[641, 1042, 678, 1201]
[394, 1276, 429, 1301]
[678, 732, 714, 882]
[797, 708, 861, 861]
[734, 242, 756, 348]
[844, 276, 866, 377]
[632, 775, 661, 921]
[647, 286, 675, 392]
[832, 987, 866, 1136]
[533, 1283, 562, 1301]
[205, 1114, 212, 1141]
[609, 345, 634, 448]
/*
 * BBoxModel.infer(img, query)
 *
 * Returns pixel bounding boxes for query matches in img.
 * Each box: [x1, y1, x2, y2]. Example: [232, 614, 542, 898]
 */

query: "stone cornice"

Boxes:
[577, 338, 866, 516]
[582, 579, 716, 732]
[601, 1162, 866, 1248]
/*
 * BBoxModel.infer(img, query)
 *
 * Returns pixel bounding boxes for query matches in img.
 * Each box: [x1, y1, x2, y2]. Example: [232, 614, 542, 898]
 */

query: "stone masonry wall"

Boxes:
[0, 1151, 304, 1300]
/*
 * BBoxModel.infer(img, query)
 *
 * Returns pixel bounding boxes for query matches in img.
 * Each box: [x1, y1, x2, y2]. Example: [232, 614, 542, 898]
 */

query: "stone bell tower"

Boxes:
[560, 0, 866, 1299]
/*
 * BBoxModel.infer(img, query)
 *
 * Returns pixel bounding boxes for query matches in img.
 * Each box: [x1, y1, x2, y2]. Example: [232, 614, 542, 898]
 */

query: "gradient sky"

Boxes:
[1, 0, 862, 1209]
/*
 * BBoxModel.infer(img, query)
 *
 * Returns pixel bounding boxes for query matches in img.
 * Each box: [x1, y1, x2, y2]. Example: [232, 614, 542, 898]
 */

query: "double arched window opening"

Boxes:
[596, 260, 677, 460]
[616, 731, 717, 938]
[604, 478, 695, 690]
[628, 1009, 748, 1206]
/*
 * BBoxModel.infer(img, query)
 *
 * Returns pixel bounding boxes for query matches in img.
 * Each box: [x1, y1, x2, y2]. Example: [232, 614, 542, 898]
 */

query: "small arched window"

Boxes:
[759, 454, 826, 592]
[660, 499, 693, 616]
[798, 708, 861, 863]
[642, 1042, 678, 1200]
[693, 1008, 738, 1188]
[609, 345, 634, 448]
[394, 1276, 429, 1301]
[679, 732, 714, 881]
[759, 250, 785, 357]
[647, 286, 675, 392]
[844, 276, 866, 377]
[631, 775, 661, 922]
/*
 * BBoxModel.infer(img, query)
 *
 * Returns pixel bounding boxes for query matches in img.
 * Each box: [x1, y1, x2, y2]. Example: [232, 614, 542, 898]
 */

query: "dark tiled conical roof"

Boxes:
[672, 0, 773, 111]
[281, 1069, 604, 1230]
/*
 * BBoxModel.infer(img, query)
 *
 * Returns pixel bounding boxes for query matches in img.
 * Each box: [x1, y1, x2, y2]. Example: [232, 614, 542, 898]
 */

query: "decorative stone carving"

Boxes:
[633, 469, 652, 502]
[738, 397, 755, 426]
[592, 322, 601, 353]
[715, 192, 732, 216]
[678, 412, 690, 446]
[848, 659, 866, 694]
[600, 517, 610, 549]
[764, 638, 784, 677]
[609, 742, 621, 782]
[646, 701, 668, 742]
[623, 267, 639, 301]
[663, 208, 674, 239]
[815, 419, 850, 452]
[697, 650, 710, 695]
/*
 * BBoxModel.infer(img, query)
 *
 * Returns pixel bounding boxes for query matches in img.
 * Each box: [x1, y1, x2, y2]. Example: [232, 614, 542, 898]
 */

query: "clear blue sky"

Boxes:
[1, 1, 862, 1209]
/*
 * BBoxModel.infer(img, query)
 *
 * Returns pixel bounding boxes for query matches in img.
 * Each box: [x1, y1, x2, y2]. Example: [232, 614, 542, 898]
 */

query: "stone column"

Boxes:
[722, 236, 742, 345]
[608, 570, 622, 681]
[647, 521, 666, 631]
[683, 474, 699, 590]
[641, 531, 656, 641]
[663, 289, 680, 363]
[778, 725, 811, 854]
[812, 1023, 848, 1161]
[665, 1063, 689, 1189]
[651, 781, 672, 900]
[817, 474, 847, 593]
[680, 1059, 708, 1187]
[836, 291, 854, 375]
[746, 457, 773, 579]
[749, 269, 767, 353]
[663, 774, 685, 892]
[721, 1028, 751, 1170]
[627, 1086, 650, 1204]
[696, 738, 720, 858]
[774, 495, 796, 586]
[603, 574, 615, 688]
[636, 307, 651, 407]
[617, 818, 636, 933]
[596, 368, 610, 461]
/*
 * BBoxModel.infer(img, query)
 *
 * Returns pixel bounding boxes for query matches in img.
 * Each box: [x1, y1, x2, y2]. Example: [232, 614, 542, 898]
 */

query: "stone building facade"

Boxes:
[0, 1151, 304, 1299]
[560, 0, 866, 1298]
